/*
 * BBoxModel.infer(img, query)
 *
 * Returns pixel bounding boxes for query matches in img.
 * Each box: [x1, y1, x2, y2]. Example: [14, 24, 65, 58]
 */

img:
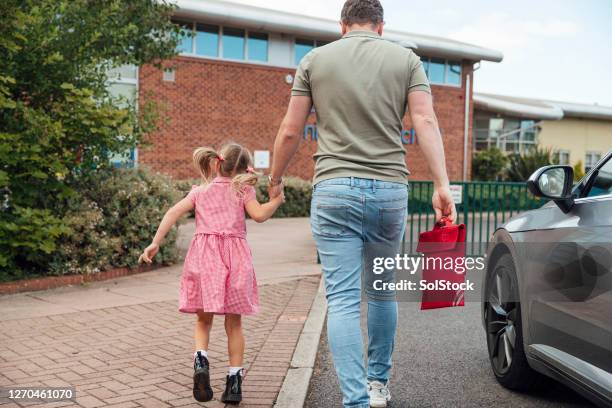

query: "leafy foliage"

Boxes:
[0, 0, 182, 276]
[506, 146, 555, 182]
[472, 148, 509, 181]
[573, 160, 585, 181]
[48, 168, 181, 279]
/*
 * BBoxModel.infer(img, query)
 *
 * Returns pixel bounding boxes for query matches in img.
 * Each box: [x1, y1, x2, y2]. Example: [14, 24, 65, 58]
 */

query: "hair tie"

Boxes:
[246, 166, 255, 174]
[217, 154, 225, 162]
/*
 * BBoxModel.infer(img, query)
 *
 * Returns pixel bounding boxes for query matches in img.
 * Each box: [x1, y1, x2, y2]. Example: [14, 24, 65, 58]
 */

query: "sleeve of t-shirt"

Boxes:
[242, 185, 257, 206]
[407, 54, 431, 94]
[291, 52, 313, 97]
[186, 185, 200, 205]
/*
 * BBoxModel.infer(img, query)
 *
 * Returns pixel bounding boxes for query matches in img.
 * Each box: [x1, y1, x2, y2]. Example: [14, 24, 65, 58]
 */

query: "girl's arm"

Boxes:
[245, 193, 284, 223]
[139, 197, 194, 263]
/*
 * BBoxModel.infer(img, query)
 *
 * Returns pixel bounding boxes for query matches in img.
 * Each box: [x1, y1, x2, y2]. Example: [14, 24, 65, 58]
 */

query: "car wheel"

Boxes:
[485, 253, 543, 391]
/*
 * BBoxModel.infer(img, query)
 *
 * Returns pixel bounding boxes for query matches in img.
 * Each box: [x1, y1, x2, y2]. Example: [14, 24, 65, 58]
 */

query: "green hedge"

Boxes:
[256, 176, 312, 217]
[1, 168, 181, 282]
[176, 176, 312, 218]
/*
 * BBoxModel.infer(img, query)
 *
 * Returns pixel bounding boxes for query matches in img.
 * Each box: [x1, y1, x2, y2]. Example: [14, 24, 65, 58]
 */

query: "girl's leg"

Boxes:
[195, 311, 214, 351]
[224, 314, 244, 367]
[193, 311, 214, 403]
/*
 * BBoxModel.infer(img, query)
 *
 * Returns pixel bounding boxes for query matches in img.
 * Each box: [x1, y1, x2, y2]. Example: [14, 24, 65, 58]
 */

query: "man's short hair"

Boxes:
[340, 0, 384, 26]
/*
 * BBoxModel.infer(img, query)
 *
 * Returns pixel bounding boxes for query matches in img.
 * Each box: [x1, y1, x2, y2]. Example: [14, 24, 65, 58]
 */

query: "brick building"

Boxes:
[134, 0, 503, 181]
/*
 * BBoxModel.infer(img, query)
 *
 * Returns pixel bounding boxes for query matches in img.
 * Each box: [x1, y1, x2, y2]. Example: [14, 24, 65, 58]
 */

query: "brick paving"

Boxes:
[0, 276, 320, 408]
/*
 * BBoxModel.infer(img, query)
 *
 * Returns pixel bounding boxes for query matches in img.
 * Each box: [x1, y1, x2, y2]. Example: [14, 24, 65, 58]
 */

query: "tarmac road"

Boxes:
[305, 301, 593, 408]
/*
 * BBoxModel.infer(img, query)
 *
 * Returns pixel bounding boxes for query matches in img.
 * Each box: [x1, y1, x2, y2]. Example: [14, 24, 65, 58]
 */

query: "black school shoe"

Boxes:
[220, 370, 243, 404]
[193, 351, 213, 402]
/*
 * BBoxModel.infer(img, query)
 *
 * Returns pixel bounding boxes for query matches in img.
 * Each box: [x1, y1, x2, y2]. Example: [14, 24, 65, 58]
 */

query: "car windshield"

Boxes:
[586, 155, 612, 198]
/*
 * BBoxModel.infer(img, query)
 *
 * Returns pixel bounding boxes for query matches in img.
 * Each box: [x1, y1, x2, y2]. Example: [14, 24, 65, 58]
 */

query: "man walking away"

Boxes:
[268, 1, 456, 406]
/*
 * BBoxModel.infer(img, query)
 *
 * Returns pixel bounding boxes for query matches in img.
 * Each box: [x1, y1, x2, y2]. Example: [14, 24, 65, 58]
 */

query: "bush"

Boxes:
[0, 1, 183, 279]
[0, 207, 70, 279]
[472, 148, 508, 181]
[175, 175, 313, 218]
[506, 146, 554, 182]
[573, 160, 585, 181]
[0, 168, 182, 282]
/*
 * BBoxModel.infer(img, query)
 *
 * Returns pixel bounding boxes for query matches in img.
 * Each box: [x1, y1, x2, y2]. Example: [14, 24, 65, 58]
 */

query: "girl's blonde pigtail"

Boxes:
[193, 147, 220, 182]
[231, 171, 259, 196]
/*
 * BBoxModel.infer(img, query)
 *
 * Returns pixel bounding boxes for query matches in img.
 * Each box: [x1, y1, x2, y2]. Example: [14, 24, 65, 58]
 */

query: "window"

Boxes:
[585, 152, 602, 173]
[586, 156, 612, 198]
[447, 63, 462, 85]
[175, 21, 194, 54]
[294, 39, 332, 64]
[553, 150, 570, 165]
[174, 20, 272, 64]
[222, 27, 245, 60]
[473, 116, 542, 154]
[474, 117, 491, 150]
[503, 119, 520, 153]
[247, 31, 268, 62]
[420, 57, 462, 85]
[518, 120, 537, 153]
[107, 65, 138, 168]
[195, 24, 218, 57]
[421, 59, 429, 75]
[428, 59, 445, 84]
[295, 39, 314, 65]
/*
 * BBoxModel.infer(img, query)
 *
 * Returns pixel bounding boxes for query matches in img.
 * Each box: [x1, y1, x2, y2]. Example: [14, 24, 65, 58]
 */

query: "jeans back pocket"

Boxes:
[379, 206, 407, 241]
[316, 204, 349, 237]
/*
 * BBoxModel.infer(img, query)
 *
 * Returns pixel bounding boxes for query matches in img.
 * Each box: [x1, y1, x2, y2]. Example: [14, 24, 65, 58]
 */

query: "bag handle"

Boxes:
[435, 216, 453, 229]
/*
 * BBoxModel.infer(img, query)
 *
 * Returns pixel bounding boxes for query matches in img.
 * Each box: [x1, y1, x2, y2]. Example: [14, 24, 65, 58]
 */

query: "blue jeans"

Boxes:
[311, 177, 408, 408]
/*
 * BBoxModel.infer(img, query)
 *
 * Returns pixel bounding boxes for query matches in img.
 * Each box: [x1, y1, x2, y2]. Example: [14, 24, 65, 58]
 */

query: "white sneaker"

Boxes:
[368, 380, 391, 407]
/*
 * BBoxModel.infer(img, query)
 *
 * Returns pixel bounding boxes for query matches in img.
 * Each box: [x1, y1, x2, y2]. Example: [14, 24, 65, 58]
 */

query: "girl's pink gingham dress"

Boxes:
[179, 177, 259, 315]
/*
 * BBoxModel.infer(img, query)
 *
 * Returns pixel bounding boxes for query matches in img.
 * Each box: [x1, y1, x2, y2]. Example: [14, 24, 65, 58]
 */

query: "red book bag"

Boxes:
[416, 217, 467, 310]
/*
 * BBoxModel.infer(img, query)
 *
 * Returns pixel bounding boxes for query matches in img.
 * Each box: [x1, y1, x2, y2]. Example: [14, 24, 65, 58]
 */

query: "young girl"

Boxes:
[139, 143, 284, 404]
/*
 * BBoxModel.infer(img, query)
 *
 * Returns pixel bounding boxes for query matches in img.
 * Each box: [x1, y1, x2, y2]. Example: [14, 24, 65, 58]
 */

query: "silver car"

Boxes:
[482, 150, 612, 407]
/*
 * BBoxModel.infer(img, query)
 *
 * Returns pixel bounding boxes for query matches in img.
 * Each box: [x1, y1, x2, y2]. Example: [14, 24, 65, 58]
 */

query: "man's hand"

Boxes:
[268, 183, 284, 200]
[432, 186, 457, 222]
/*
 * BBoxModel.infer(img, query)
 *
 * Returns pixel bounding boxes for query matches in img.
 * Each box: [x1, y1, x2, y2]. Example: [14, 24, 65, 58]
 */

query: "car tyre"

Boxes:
[485, 253, 544, 391]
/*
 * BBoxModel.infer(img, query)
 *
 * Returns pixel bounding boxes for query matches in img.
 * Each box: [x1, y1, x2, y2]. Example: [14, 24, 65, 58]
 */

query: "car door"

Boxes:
[523, 151, 612, 374]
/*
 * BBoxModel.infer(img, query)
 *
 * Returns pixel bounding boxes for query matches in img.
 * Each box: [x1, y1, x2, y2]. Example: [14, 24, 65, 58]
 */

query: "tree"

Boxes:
[573, 160, 585, 181]
[506, 146, 554, 182]
[0, 0, 183, 273]
[472, 147, 508, 181]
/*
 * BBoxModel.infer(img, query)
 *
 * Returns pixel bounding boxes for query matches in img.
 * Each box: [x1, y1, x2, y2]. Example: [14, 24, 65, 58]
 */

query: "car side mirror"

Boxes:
[527, 165, 575, 213]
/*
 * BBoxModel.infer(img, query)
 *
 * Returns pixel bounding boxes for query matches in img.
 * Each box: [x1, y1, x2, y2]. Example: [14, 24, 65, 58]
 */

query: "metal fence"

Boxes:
[404, 181, 543, 256]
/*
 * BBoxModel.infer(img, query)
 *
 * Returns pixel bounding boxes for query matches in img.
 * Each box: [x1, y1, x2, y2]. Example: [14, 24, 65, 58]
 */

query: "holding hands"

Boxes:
[267, 173, 285, 201]
[268, 183, 284, 202]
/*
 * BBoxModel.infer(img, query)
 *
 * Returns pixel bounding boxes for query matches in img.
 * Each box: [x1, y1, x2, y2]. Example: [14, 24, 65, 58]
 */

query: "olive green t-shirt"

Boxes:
[291, 30, 430, 185]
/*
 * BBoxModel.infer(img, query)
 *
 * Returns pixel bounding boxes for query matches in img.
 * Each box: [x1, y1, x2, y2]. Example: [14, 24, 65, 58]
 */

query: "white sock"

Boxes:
[228, 366, 243, 376]
[194, 349, 208, 359]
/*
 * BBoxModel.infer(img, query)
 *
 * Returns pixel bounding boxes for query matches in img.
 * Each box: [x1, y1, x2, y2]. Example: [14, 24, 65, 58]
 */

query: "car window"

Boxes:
[586, 156, 612, 198]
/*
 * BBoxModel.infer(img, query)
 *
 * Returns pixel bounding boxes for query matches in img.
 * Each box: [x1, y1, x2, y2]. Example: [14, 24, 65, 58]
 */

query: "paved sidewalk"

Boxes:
[0, 218, 321, 408]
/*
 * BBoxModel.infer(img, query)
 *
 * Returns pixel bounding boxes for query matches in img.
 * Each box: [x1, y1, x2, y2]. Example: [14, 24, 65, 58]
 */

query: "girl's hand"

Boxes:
[139, 243, 159, 264]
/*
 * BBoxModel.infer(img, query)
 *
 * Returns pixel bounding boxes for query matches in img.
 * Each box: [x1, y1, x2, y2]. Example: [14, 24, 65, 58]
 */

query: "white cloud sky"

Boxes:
[229, 0, 612, 106]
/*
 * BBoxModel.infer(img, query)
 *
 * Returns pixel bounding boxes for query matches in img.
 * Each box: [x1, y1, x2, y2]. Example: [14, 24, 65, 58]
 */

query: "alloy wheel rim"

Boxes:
[486, 267, 518, 375]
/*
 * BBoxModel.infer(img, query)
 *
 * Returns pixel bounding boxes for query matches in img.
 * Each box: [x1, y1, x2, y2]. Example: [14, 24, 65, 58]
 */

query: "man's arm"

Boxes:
[408, 90, 457, 222]
[269, 95, 313, 197]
